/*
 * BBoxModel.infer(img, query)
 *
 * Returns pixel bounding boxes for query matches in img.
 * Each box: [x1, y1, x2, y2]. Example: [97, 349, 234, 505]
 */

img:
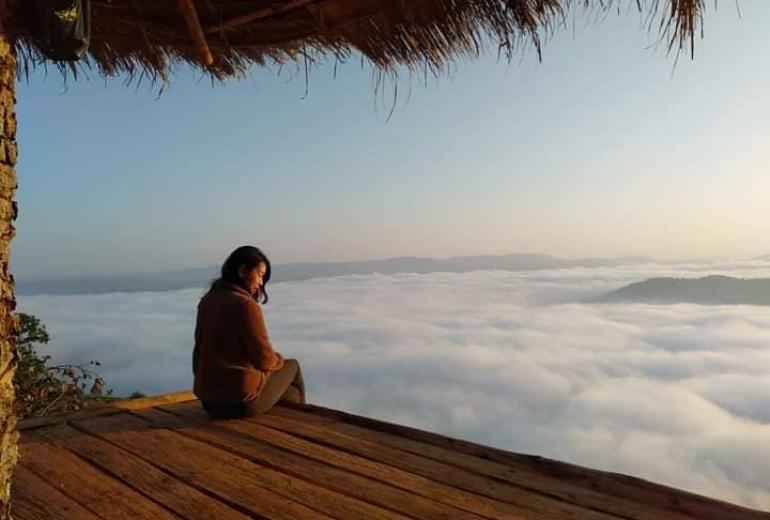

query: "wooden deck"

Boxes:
[11, 392, 770, 520]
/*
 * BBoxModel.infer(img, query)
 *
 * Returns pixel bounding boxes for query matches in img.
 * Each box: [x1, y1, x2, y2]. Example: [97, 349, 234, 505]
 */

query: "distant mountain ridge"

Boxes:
[17, 253, 654, 296]
[595, 275, 770, 306]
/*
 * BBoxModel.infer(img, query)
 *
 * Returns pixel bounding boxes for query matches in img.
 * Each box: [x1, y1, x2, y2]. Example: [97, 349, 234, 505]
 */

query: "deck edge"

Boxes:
[18, 390, 197, 430]
[281, 401, 770, 517]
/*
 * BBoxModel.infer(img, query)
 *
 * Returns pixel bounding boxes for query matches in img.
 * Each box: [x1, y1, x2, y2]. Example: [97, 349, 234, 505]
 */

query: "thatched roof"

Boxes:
[8, 0, 706, 82]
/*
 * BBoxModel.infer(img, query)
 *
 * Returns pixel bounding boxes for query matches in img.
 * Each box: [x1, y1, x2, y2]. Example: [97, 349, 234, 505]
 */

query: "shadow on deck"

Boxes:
[11, 391, 770, 519]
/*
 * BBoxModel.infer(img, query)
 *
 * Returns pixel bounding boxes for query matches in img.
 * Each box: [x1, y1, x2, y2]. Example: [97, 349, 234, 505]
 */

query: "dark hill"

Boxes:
[595, 275, 770, 305]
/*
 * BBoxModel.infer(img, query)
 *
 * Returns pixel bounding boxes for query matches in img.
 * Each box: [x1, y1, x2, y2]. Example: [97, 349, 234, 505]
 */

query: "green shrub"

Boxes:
[13, 313, 112, 419]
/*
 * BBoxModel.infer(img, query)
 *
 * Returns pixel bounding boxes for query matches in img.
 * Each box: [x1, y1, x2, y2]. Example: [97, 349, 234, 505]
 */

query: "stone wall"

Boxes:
[0, 28, 18, 520]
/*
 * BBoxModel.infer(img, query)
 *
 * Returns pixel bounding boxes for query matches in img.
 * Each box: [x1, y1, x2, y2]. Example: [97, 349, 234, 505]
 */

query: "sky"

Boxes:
[12, 2, 770, 278]
[17, 259, 770, 509]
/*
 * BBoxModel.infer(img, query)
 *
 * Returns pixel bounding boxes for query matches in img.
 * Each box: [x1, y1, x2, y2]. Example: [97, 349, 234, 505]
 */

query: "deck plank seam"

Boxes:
[53, 421, 233, 520]
[18, 442, 129, 519]
[122, 410, 376, 520]
[65, 417, 274, 520]
[141, 408, 492, 520]
[259, 410, 634, 519]
[11, 464, 104, 520]
[286, 403, 755, 518]
[13, 467, 89, 519]
[252, 412, 627, 520]
[18, 395, 768, 519]
[151, 406, 512, 520]
[34, 425, 188, 520]
[281, 406, 770, 520]
[282, 406, 667, 492]
[127, 410, 433, 520]
[279, 406, 752, 520]
[162, 403, 710, 520]
[19, 446, 120, 520]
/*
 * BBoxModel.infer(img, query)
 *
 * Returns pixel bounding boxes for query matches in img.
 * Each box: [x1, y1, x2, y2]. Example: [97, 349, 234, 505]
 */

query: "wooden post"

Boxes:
[0, 19, 17, 520]
[177, 0, 214, 66]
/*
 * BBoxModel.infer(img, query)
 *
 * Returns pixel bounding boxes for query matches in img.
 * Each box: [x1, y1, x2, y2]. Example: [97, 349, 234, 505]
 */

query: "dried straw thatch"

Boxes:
[7, 0, 706, 82]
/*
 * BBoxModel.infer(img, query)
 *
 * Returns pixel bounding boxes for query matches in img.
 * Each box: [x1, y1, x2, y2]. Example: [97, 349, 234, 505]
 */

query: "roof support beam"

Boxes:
[176, 0, 214, 66]
[205, 0, 315, 34]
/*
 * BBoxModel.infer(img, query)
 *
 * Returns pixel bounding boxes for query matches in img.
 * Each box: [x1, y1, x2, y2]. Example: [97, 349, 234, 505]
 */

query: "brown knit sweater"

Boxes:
[193, 280, 284, 404]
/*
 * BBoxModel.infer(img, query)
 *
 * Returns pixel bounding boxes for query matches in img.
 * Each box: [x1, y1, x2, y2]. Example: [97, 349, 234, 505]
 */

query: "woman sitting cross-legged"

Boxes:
[193, 245, 305, 419]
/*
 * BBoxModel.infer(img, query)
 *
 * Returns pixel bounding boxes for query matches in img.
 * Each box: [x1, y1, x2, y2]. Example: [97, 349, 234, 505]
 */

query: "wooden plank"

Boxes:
[19, 391, 196, 430]
[19, 431, 178, 520]
[69, 412, 331, 520]
[287, 404, 770, 519]
[71, 411, 405, 520]
[177, 406, 621, 520]
[37, 423, 249, 520]
[273, 404, 770, 520]
[152, 404, 534, 520]
[11, 464, 101, 520]
[134, 407, 488, 520]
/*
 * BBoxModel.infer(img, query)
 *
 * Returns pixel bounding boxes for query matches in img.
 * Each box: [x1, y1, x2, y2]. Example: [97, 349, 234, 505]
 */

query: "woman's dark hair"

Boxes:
[216, 245, 272, 303]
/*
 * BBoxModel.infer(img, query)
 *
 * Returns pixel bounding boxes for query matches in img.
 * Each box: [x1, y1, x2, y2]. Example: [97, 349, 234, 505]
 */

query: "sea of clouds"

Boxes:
[17, 260, 770, 510]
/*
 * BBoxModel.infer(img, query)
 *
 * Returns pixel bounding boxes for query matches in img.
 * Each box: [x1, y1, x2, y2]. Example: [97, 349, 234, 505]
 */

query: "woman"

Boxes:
[193, 245, 305, 418]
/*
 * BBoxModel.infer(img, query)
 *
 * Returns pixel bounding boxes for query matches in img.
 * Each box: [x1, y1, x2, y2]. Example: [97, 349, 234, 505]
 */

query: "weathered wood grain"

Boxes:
[38, 423, 248, 520]
[155, 403, 533, 520]
[71, 412, 403, 520]
[245, 408, 621, 519]
[135, 407, 489, 520]
[11, 464, 100, 520]
[19, 431, 178, 519]
[13, 397, 769, 520]
[288, 403, 770, 520]
[273, 404, 770, 520]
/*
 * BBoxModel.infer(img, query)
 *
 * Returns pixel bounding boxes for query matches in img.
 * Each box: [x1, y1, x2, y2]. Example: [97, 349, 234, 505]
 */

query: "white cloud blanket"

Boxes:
[18, 261, 770, 509]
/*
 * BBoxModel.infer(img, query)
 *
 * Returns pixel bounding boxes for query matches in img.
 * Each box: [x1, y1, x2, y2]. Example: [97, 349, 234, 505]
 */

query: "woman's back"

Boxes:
[193, 245, 304, 418]
[193, 280, 281, 403]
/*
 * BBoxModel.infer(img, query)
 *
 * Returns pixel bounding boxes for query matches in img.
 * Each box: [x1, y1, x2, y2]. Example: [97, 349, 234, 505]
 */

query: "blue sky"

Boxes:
[13, 3, 770, 278]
